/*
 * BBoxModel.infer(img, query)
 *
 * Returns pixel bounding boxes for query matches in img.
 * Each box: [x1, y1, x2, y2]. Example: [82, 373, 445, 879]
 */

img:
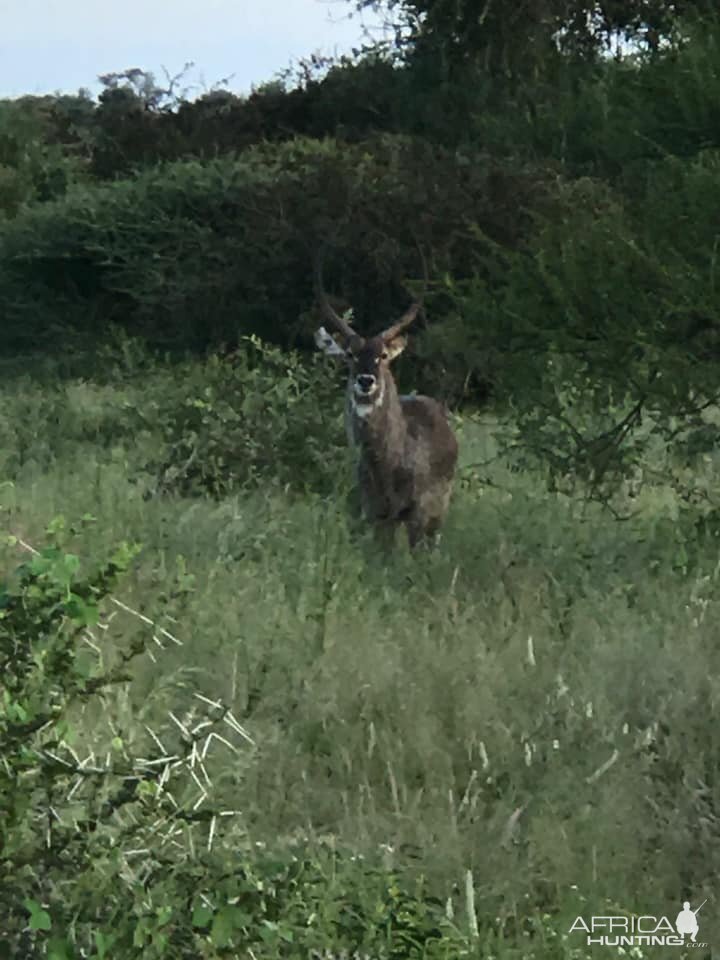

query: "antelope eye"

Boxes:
[381, 350, 389, 361]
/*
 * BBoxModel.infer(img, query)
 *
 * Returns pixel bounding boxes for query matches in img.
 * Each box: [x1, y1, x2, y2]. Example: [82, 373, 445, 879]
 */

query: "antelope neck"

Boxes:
[350, 374, 405, 460]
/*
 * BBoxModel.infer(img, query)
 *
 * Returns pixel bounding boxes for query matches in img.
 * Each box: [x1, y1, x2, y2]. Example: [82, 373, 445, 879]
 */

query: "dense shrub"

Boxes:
[0, 333, 352, 500]
[0, 99, 86, 218]
[452, 150, 720, 497]
[137, 337, 349, 498]
[0, 134, 545, 368]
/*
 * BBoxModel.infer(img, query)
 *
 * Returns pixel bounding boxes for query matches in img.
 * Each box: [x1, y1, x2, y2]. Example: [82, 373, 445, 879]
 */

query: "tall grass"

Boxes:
[2, 352, 718, 955]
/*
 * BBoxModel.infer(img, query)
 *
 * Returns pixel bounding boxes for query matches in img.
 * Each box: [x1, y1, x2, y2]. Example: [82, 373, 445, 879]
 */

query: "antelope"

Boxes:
[314, 251, 458, 547]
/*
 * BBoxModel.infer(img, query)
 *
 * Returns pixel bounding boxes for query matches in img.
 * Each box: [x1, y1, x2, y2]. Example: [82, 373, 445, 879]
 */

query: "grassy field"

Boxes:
[2, 351, 718, 957]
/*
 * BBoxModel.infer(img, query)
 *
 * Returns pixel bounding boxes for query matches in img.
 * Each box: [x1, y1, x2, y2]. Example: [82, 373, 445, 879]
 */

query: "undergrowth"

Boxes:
[1, 344, 718, 957]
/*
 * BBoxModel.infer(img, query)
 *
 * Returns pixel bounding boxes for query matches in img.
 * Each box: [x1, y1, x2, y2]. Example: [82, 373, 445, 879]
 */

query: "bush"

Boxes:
[0, 333, 354, 503]
[0, 99, 86, 218]
[0, 134, 545, 368]
[137, 337, 348, 498]
[453, 153, 720, 500]
[0, 520, 478, 957]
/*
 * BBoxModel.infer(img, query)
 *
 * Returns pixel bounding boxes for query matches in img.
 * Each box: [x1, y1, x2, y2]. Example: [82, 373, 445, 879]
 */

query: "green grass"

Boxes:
[1, 357, 718, 958]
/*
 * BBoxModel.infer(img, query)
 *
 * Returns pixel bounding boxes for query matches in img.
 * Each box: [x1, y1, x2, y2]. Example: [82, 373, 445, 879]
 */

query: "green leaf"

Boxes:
[46, 516, 66, 536]
[94, 930, 108, 958]
[192, 904, 213, 928]
[210, 906, 240, 947]
[47, 936, 71, 960]
[24, 898, 52, 931]
[64, 593, 100, 625]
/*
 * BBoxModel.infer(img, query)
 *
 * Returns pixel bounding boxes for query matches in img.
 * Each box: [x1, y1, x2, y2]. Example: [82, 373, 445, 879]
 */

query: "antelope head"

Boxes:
[313, 249, 425, 417]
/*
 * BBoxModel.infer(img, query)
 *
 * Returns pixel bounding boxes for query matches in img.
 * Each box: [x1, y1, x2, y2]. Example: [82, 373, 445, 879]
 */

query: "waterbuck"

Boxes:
[314, 252, 458, 547]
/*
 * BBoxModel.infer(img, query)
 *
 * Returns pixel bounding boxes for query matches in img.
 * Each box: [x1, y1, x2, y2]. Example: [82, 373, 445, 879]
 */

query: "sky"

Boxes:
[0, 0, 389, 99]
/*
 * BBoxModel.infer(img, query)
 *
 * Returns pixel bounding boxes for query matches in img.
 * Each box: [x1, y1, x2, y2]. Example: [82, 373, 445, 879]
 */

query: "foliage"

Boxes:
[3, 4, 720, 498]
[0, 519, 481, 956]
[0, 99, 87, 218]
[0, 332, 349, 500]
[5, 2, 720, 953]
[3, 380, 720, 956]
[3, 9, 720, 186]
[0, 343, 151, 481]
[0, 134, 540, 379]
[139, 337, 348, 498]
[355, 0, 711, 74]
[450, 151, 720, 499]
[0, 522, 147, 955]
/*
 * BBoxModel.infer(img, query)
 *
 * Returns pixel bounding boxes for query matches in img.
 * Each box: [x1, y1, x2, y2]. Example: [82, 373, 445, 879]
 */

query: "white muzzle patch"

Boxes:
[352, 380, 384, 418]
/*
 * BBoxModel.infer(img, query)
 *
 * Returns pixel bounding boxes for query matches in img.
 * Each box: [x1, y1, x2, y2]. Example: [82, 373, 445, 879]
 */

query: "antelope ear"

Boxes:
[383, 335, 407, 361]
[314, 326, 346, 357]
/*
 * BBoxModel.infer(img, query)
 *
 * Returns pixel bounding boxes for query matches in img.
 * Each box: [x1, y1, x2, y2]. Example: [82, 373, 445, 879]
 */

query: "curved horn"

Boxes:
[380, 243, 429, 342]
[313, 245, 357, 342]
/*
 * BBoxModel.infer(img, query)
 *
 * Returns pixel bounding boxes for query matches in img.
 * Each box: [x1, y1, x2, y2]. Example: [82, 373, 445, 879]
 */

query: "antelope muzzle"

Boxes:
[355, 373, 377, 398]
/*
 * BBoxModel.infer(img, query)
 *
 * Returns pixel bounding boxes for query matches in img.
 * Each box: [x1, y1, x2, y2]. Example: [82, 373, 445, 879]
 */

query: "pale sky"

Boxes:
[0, 0, 389, 99]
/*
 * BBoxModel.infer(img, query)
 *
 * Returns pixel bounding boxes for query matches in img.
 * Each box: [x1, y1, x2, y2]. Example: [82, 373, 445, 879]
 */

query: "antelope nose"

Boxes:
[356, 374, 376, 393]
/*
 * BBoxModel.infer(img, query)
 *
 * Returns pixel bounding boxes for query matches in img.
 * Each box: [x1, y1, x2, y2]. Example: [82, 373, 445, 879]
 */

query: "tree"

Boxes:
[352, 0, 709, 76]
